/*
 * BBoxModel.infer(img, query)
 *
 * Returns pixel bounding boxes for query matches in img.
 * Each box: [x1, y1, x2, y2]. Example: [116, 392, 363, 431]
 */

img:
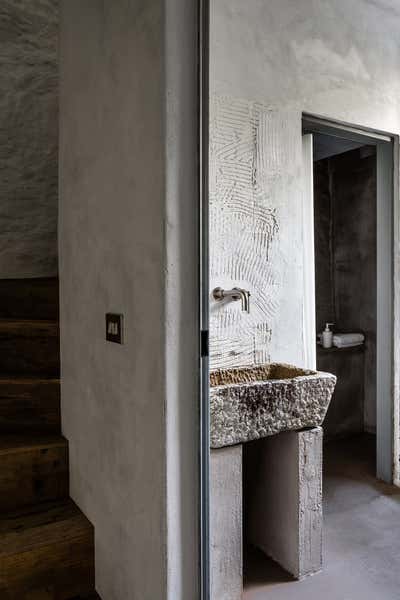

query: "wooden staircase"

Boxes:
[0, 278, 98, 600]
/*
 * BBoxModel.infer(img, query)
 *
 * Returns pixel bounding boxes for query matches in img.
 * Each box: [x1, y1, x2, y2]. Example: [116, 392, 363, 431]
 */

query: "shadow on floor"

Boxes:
[244, 544, 293, 588]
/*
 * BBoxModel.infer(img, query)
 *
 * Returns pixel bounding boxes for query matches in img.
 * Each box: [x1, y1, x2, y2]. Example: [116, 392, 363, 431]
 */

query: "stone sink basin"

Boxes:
[210, 363, 336, 448]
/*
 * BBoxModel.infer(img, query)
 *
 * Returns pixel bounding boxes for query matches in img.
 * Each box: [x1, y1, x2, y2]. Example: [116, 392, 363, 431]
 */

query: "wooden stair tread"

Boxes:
[0, 499, 92, 556]
[0, 320, 59, 336]
[0, 379, 60, 434]
[0, 435, 69, 512]
[0, 282, 96, 595]
[0, 320, 60, 377]
[0, 278, 59, 321]
[0, 377, 60, 385]
[0, 500, 95, 599]
[69, 595, 101, 600]
[0, 434, 67, 455]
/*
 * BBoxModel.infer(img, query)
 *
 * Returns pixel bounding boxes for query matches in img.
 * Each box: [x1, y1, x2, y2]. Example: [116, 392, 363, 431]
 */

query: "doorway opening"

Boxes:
[238, 118, 400, 599]
[302, 115, 398, 486]
[314, 136, 377, 444]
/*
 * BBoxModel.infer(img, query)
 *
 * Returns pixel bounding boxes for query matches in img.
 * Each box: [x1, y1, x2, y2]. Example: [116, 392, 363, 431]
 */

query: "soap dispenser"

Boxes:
[322, 323, 334, 348]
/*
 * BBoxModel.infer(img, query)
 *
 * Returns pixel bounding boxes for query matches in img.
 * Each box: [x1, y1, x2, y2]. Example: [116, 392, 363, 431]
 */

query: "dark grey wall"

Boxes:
[314, 160, 334, 335]
[0, 0, 58, 278]
[314, 148, 377, 436]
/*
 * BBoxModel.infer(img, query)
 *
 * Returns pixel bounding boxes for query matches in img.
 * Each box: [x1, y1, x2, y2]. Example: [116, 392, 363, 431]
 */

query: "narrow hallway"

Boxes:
[0, 278, 98, 599]
[244, 435, 400, 600]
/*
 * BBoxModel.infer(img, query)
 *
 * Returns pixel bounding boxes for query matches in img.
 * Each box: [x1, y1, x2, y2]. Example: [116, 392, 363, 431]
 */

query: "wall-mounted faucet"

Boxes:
[212, 287, 251, 313]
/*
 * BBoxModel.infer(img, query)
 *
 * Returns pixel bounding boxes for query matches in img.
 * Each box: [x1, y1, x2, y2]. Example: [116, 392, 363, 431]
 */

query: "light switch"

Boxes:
[106, 313, 124, 344]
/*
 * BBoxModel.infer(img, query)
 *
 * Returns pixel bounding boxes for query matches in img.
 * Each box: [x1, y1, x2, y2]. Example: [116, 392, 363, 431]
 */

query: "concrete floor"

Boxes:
[244, 434, 400, 600]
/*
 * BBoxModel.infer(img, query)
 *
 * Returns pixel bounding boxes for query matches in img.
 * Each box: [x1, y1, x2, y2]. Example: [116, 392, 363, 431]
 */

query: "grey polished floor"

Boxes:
[244, 435, 400, 600]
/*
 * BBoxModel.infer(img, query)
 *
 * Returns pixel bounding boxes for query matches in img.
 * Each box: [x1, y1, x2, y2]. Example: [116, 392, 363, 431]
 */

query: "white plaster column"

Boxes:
[247, 427, 323, 579]
[210, 445, 243, 600]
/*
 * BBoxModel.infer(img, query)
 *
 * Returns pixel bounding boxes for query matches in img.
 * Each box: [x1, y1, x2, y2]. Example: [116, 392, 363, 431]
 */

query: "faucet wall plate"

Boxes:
[212, 287, 232, 301]
[212, 286, 251, 313]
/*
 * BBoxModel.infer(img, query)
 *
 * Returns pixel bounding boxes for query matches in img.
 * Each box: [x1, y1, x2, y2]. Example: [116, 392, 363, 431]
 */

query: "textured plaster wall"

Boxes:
[210, 0, 400, 374]
[0, 0, 58, 278]
[209, 98, 301, 368]
[60, 2, 199, 599]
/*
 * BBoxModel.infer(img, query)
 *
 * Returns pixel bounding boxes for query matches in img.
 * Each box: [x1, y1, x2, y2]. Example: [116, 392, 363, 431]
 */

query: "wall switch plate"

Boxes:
[106, 313, 124, 344]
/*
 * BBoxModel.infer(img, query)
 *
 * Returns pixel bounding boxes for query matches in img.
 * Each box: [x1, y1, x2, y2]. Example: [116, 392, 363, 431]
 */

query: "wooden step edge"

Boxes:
[0, 319, 59, 336]
[0, 319, 59, 325]
[0, 434, 67, 456]
[0, 499, 93, 555]
[0, 376, 60, 385]
[1, 509, 91, 556]
[71, 594, 101, 600]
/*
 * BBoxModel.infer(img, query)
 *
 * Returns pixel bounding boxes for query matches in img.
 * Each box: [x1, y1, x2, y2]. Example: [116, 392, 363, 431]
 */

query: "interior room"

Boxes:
[207, 89, 400, 600]
[240, 132, 399, 600]
[313, 133, 377, 443]
[5, 1, 400, 599]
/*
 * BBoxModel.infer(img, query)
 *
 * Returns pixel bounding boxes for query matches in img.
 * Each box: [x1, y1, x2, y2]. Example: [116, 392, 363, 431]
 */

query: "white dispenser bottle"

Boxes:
[322, 323, 334, 348]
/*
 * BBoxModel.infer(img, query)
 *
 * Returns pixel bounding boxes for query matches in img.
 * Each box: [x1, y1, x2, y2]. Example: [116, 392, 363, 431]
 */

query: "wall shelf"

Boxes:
[316, 344, 365, 354]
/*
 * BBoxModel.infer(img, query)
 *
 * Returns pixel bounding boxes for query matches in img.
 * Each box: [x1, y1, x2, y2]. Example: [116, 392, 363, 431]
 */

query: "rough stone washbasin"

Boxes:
[210, 363, 336, 448]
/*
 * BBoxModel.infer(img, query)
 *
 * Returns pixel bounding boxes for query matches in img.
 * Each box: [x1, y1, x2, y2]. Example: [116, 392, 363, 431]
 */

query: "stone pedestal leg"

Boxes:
[247, 427, 323, 579]
[210, 445, 243, 600]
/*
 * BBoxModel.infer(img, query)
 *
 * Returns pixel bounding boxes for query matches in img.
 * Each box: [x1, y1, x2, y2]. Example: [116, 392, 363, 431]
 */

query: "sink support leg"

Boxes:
[210, 445, 243, 600]
[247, 427, 323, 579]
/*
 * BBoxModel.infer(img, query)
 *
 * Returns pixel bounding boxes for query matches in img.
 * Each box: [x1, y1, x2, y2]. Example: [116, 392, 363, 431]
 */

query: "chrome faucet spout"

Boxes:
[212, 286, 251, 313]
[236, 288, 250, 313]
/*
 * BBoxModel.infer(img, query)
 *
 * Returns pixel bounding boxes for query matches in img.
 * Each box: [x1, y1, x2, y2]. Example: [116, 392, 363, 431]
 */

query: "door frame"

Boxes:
[199, 0, 210, 599]
[303, 114, 400, 485]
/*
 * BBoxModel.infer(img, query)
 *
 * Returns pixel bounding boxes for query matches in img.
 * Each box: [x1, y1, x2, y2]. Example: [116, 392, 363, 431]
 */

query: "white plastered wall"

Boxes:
[210, 0, 400, 481]
[59, 1, 199, 598]
[210, 0, 400, 370]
